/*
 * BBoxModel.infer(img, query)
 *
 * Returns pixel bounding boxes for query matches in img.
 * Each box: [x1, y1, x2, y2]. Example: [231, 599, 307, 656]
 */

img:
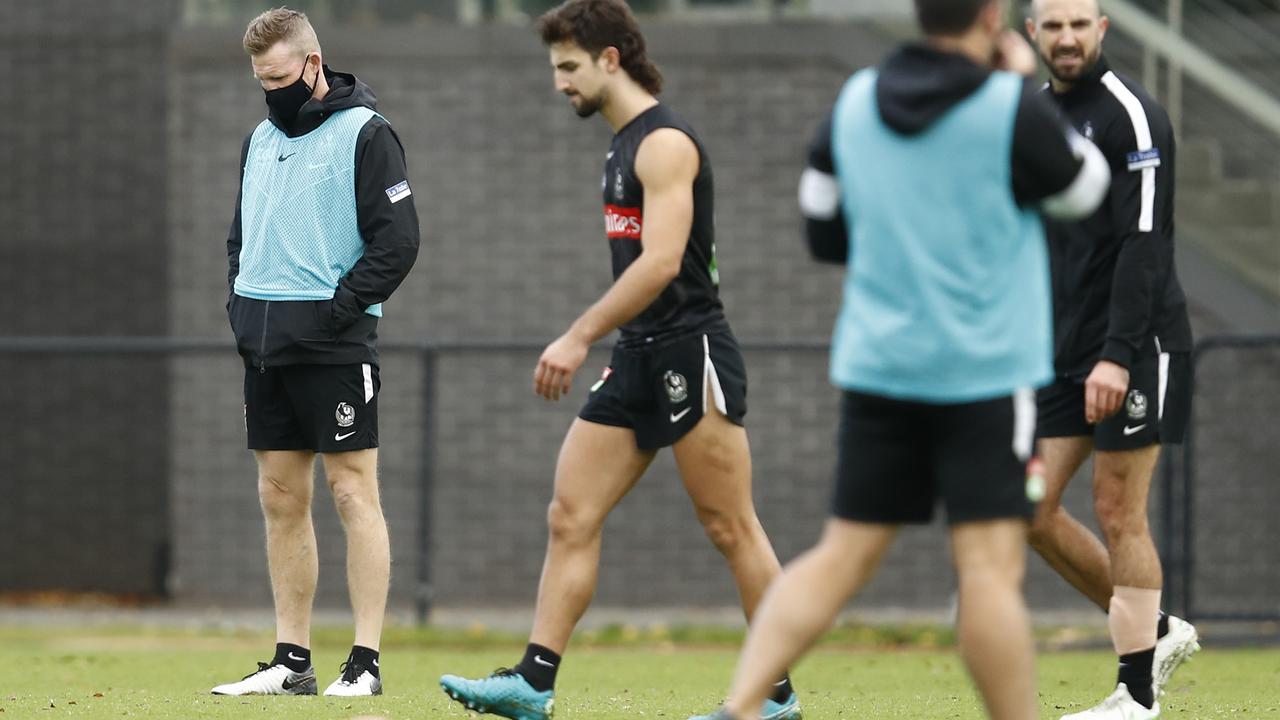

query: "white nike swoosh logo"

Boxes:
[287, 652, 306, 662]
[533, 655, 556, 668]
[1123, 424, 1147, 436]
[373, 659, 378, 667]
[606, 151, 614, 159]
[335, 431, 357, 441]
[670, 407, 692, 423]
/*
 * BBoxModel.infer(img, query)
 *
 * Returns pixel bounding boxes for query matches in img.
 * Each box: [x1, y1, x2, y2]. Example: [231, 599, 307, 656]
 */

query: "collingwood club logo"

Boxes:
[614, 168, 624, 200]
[1125, 390, 1148, 420]
[335, 402, 356, 427]
[663, 371, 689, 404]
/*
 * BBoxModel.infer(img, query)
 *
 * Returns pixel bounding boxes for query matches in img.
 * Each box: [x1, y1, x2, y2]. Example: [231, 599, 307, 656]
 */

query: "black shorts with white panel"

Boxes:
[244, 362, 380, 453]
[831, 388, 1039, 525]
[1036, 341, 1189, 451]
[578, 329, 747, 450]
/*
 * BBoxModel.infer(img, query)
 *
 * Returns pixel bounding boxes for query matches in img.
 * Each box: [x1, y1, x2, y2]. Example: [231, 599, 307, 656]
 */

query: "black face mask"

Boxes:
[264, 57, 315, 128]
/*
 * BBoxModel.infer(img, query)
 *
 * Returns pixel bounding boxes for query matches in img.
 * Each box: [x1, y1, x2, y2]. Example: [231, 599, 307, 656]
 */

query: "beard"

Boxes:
[568, 90, 603, 119]
[1043, 44, 1099, 82]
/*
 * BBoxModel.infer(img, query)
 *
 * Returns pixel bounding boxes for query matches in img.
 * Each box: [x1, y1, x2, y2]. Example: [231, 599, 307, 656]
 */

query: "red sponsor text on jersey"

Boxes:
[604, 204, 643, 240]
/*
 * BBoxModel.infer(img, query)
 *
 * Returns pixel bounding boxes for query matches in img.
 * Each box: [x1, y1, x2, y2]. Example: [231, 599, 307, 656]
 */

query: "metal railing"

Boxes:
[3, 333, 1275, 622]
[1106, 0, 1280, 141]
[0, 335, 829, 622]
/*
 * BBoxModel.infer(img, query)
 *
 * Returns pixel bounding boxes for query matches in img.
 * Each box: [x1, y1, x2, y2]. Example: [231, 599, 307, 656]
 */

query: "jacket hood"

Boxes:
[271, 66, 379, 137]
[876, 44, 993, 136]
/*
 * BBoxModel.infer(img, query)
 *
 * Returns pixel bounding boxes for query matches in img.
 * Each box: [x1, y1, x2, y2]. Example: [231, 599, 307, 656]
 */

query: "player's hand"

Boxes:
[1084, 360, 1129, 423]
[534, 332, 589, 401]
[994, 30, 1037, 77]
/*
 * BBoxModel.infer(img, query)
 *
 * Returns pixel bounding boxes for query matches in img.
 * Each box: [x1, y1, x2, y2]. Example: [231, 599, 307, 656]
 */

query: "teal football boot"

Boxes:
[761, 692, 802, 720]
[440, 668, 555, 720]
[689, 693, 801, 720]
[688, 709, 737, 720]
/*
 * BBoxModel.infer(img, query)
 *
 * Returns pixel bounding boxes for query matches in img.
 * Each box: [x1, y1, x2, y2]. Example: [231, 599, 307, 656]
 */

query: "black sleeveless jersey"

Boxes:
[603, 104, 726, 346]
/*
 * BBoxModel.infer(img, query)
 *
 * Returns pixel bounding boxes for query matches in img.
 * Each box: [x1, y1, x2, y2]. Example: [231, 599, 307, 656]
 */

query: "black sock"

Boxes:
[769, 675, 795, 704]
[349, 645, 380, 678]
[272, 643, 311, 672]
[1117, 647, 1155, 709]
[1157, 611, 1170, 639]
[513, 643, 560, 692]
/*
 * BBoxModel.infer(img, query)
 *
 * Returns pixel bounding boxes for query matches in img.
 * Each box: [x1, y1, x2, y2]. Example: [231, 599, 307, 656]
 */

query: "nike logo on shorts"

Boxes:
[335, 431, 357, 441]
[670, 407, 692, 423]
[1123, 424, 1147, 436]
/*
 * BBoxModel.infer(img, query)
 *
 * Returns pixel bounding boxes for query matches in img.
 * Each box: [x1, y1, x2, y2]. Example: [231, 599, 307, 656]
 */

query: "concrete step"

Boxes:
[1180, 221, 1280, 303]
[1178, 178, 1280, 229]
[1179, 138, 1223, 185]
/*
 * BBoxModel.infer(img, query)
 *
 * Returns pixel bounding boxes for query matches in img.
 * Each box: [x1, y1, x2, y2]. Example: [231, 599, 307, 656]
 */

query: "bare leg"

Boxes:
[322, 448, 388, 651]
[951, 519, 1038, 720]
[723, 519, 897, 718]
[1093, 446, 1163, 590]
[257, 449, 318, 649]
[672, 403, 780, 622]
[527, 419, 656, 653]
[1027, 436, 1114, 610]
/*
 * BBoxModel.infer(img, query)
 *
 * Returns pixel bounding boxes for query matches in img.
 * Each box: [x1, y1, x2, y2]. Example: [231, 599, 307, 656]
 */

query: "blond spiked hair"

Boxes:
[243, 7, 320, 57]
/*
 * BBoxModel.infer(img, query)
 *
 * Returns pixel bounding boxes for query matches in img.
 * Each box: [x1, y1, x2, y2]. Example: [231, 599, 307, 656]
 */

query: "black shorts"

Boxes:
[1036, 350, 1190, 451]
[578, 330, 747, 450]
[832, 389, 1038, 525]
[244, 363, 380, 453]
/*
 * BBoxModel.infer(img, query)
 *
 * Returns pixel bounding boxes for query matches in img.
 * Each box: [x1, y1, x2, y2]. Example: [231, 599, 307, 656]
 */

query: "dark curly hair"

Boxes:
[536, 0, 663, 95]
[914, 0, 995, 35]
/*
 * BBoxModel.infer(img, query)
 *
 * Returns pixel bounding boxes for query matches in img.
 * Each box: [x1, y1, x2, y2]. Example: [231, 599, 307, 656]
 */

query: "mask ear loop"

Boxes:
[301, 53, 317, 95]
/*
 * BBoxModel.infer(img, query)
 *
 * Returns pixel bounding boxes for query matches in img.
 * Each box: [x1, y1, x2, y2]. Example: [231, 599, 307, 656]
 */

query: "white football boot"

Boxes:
[1153, 615, 1200, 695]
[211, 661, 316, 695]
[323, 658, 383, 696]
[1060, 683, 1159, 720]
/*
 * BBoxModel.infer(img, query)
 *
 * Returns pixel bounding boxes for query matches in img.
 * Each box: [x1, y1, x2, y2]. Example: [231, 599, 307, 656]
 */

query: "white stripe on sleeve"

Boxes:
[1041, 129, 1111, 220]
[1101, 72, 1156, 232]
[798, 167, 841, 220]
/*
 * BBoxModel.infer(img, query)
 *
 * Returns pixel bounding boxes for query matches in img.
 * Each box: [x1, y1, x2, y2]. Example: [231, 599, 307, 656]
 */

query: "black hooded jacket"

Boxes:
[227, 67, 420, 369]
[803, 45, 1087, 262]
[1041, 56, 1191, 377]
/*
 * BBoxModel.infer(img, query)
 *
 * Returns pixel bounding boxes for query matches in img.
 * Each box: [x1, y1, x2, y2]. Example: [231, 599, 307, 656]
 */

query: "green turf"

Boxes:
[0, 626, 1276, 718]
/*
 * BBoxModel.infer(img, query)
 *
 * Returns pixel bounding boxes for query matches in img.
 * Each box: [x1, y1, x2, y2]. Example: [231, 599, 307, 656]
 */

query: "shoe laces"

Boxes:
[490, 667, 519, 679]
[338, 659, 366, 685]
[242, 661, 272, 681]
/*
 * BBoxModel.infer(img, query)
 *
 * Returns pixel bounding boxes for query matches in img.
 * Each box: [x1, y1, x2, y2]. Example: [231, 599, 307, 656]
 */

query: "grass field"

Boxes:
[1, 624, 1277, 719]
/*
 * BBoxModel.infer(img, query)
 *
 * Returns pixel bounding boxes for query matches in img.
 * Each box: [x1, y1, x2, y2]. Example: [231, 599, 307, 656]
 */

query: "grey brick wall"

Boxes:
[0, 1, 177, 595]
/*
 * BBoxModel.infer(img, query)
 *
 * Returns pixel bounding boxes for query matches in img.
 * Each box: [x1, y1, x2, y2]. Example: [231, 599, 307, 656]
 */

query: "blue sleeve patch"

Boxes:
[385, 180, 412, 204]
[1126, 148, 1161, 171]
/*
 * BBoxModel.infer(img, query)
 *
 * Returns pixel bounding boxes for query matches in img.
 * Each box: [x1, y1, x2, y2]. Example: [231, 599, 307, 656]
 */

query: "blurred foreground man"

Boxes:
[212, 7, 420, 698]
[690, 0, 1111, 717]
[438, 1, 798, 718]
[1026, 1, 1198, 718]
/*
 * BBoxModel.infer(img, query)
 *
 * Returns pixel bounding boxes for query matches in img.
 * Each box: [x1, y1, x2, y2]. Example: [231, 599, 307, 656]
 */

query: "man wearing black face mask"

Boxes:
[215, 7, 419, 699]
